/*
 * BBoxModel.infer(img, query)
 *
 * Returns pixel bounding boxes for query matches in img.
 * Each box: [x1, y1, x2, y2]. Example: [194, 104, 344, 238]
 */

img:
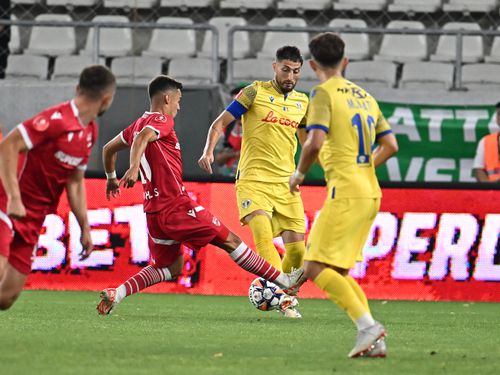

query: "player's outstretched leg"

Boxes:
[97, 255, 184, 315]
[0, 258, 28, 311]
[214, 231, 305, 293]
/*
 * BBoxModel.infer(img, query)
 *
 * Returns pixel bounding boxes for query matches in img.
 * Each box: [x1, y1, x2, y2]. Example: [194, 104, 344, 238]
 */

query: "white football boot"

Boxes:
[282, 268, 307, 296]
[348, 322, 386, 358]
[277, 294, 302, 319]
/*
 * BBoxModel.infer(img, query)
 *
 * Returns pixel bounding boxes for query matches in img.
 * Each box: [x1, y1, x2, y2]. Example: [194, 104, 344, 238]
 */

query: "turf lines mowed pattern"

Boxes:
[1, 291, 499, 375]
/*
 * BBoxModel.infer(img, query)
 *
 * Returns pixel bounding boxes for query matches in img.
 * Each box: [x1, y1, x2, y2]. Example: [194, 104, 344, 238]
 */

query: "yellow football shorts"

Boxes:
[235, 180, 305, 237]
[304, 197, 380, 270]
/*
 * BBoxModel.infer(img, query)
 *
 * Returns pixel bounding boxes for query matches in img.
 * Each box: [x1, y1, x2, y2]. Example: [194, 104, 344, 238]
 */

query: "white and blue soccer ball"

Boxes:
[248, 277, 285, 311]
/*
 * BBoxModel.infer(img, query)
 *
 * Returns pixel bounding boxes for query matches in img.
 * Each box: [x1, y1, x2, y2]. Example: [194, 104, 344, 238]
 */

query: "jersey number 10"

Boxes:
[351, 113, 375, 165]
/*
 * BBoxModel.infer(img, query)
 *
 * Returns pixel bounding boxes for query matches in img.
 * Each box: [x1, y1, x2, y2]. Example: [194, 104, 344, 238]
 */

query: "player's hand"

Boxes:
[289, 174, 303, 194]
[198, 152, 214, 174]
[7, 196, 26, 220]
[79, 229, 93, 261]
[120, 167, 139, 189]
[106, 178, 121, 201]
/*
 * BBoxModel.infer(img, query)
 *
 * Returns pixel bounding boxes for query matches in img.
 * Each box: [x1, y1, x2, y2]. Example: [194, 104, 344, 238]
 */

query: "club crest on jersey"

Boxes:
[33, 116, 49, 132]
[242, 199, 252, 209]
[296, 102, 302, 110]
[269, 96, 275, 103]
[154, 115, 167, 122]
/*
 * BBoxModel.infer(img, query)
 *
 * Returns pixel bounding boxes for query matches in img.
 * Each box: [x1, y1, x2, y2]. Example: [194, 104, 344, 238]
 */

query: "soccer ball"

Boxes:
[248, 277, 285, 311]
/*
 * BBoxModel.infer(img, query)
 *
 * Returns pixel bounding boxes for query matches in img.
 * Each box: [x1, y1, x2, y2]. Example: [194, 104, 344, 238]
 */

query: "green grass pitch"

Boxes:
[1, 291, 499, 375]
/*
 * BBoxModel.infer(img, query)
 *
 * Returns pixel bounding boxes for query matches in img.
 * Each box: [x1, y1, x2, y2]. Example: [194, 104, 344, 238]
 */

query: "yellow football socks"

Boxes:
[345, 275, 371, 312]
[282, 241, 305, 273]
[314, 268, 367, 322]
[248, 215, 282, 271]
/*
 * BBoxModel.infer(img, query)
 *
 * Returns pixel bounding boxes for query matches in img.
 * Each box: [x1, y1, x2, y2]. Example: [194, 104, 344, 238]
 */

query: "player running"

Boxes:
[289, 32, 398, 358]
[198, 46, 309, 318]
[97, 75, 304, 315]
[0, 65, 116, 310]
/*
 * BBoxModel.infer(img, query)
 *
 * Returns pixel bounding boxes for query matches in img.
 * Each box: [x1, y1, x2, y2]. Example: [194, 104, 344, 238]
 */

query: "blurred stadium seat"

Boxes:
[374, 21, 427, 63]
[5, 55, 49, 80]
[81, 15, 133, 57]
[52, 55, 98, 81]
[329, 18, 369, 61]
[168, 57, 214, 85]
[142, 17, 197, 59]
[485, 27, 500, 63]
[257, 18, 309, 59]
[388, 0, 442, 13]
[160, 0, 216, 7]
[430, 22, 484, 63]
[220, 0, 274, 10]
[344, 61, 397, 89]
[24, 14, 76, 57]
[334, 0, 387, 11]
[232, 58, 272, 83]
[399, 62, 454, 90]
[46, 0, 99, 5]
[443, 0, 498, 13]
[103, 0, 158, 8]
[277, 0, 332, 11]
[198, 17, 250, 59]
[112, 56, 163, 85]
[462, 63, 500, 90]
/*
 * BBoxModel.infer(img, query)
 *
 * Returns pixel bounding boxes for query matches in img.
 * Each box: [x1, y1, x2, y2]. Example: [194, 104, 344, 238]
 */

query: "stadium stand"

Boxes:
[257, 18, 309, 59]
[485, 27, 500, 63]
[443, 0, 498, 13]
[168, 57, 214, 85]
[373, 21, 427, 63]
[198, 17, 250, 59]
[81, 15, 133, 57]
[5, 54, 49, 80]
[111, 56, 163, 84]
[8, 16, 21, 54]
[46, 0, 99, 5]
[399, 62, 454, 90]
[103, 0, 159, 8]
[232, 58, 272, 83]
[334, 0, 388, 11]
[430, 22, 484, 63]
[160, 0, 216, 8]
[142, 17, 197, 59]
[24, 14, 76, 57]
[328, 18, 369, 61]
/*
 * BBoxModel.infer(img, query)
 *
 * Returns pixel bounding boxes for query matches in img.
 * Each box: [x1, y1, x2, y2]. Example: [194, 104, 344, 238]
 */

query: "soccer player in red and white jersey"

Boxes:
[0, 65, 116, 310]
[97, 75, 304, 315]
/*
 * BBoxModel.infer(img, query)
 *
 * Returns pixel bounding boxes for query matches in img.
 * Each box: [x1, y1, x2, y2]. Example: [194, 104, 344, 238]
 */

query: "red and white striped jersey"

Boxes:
[121, 112, 187, 213]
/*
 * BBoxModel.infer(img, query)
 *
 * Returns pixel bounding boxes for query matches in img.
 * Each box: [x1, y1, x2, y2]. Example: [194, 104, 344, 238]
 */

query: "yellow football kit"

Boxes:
[304, 76, 392, 269]
[226, 80, 309, 236]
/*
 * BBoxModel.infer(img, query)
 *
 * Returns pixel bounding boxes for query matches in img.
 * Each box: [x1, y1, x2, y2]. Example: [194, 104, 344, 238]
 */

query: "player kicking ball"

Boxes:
[97, 75, 305, 315]
[289, 33, 398, 358]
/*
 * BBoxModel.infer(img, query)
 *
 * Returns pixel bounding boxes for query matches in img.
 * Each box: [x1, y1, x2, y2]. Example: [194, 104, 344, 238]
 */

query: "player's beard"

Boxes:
[277, 79, 296, 93]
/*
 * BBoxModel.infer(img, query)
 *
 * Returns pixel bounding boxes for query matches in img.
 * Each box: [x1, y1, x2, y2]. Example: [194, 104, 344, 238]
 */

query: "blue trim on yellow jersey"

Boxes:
[306, 124, 329, 133]
[376, 129, 393, 141]
[298, 124, 306, 129]
[226, 100, 248, 119]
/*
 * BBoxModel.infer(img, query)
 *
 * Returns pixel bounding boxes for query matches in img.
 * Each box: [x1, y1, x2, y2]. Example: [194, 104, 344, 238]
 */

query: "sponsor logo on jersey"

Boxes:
[54, 150, 83, 167]
[261, 110, 300, 129]
[242, 199, 252, 209]
[33, 116, 49, 132]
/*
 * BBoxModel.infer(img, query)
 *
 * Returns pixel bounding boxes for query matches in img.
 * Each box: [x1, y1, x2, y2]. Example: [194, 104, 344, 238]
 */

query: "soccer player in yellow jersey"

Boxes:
[289, 33, 398, 357]
[199, 46, 309, 318]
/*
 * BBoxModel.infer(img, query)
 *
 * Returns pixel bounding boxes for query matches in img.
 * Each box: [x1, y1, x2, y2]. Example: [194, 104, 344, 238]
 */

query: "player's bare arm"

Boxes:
[120, 127, 157, 189]
[373, 132, 398, 168]
[0, 128, 29, 219]
[199, 110, 236, 174]
[66, 169, 93, 260]
[102, 134, 129, 200]
[289, 129, 326, 193]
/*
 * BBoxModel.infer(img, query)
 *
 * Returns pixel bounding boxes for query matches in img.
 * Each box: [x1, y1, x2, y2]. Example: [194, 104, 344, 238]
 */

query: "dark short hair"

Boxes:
[309, 32, 345, 68]
[496, 102, 500, 109]
[78, 65, 116, 99]
[276, 45, 303, 65]
[148, 75, 183, 99]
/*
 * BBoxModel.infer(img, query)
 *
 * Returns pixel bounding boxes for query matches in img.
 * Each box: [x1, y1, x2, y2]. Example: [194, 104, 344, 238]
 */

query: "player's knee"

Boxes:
[0, 294, 18, 310]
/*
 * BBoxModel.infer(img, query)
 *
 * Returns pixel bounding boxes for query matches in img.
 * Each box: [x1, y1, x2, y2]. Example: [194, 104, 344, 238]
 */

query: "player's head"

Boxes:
[308, 32, 348, 76]
[76, 65, 116, 117]
[272, 45, 303, 93]
[148, 75, 183, 118]
[496, 102, 500, 127]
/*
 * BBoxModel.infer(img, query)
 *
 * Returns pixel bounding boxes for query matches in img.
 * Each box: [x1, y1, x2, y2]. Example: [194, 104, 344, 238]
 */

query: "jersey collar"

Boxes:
[70, 99, 87, 128]
[271, 80, 291, 100]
